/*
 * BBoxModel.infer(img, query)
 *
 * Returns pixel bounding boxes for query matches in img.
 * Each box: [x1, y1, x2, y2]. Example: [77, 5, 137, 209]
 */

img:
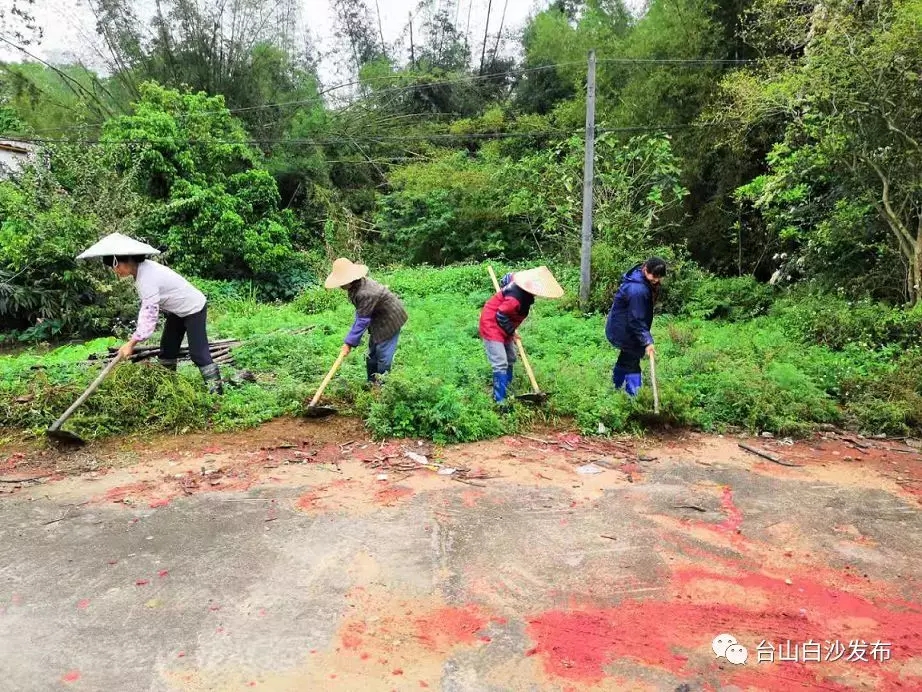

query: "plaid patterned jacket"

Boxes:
[347, 278, 408, 343]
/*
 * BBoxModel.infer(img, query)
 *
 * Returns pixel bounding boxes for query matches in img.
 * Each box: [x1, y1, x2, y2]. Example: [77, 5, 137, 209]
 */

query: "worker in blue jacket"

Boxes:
[605, 257, 667, 396]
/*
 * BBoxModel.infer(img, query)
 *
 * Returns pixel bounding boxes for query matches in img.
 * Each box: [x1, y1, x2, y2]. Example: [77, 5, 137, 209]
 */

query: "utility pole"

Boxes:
[374, 0, 386, 56]
[579, 49, 596, 311]
[409, 12, 416, 67]
[490, 0, 509, 71]
[479, 0, 493, 74]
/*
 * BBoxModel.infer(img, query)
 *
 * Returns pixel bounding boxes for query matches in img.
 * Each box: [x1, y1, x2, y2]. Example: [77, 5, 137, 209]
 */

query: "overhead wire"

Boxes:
[8, 123, 704, 149]
[21, 56, 762, 137]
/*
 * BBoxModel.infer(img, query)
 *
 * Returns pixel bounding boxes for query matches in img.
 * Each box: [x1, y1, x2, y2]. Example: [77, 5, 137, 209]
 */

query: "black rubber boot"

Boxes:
[199, 363, 224, 395]
[366, 356, 377, 383]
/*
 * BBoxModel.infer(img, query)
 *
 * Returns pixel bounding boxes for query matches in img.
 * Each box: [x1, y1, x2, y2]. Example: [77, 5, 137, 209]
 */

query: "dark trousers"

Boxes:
[615, 349, 643, 374]
[159, 306, 213, 366]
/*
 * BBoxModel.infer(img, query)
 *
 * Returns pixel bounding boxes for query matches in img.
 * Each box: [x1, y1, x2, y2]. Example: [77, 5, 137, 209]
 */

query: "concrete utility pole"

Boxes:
[409, 12, 416, 67]
[579, 49, 597, 311]
[374, 0, 386, 56]
[479, 0, 493, 74]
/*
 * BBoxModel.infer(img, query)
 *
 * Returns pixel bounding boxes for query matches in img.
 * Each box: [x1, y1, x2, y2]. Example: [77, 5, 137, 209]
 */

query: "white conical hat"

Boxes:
[324, 257, 369, 288]
[77, 233, 160, 260]
[514, 266, 564, 299]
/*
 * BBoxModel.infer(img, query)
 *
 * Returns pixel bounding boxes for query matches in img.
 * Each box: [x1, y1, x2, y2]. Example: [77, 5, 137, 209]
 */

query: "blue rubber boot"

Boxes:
[612, 365, 628, 389]
[492, 372, 508, 404]
[624, 373, 643, 397]
[505, 364, 514, 392]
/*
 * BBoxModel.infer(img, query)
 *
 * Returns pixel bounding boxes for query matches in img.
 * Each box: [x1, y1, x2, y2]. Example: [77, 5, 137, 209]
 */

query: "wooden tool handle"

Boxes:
[515, 335, 541, 394]
[649, 352, 660, 414]
[309, 347, 348, 408]
[487, 265, 541, 395]
[49, 353, 123, 431]
[487, 265, 501, 292]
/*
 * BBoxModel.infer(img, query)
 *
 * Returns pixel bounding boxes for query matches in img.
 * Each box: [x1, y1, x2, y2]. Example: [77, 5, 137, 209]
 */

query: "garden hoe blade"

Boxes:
[516, 391, 551, 404]
[46, 428, 87, 447]
[304, 347, 348, 420]
[46, 353, 124, 448]
[304, 404, 338, 419]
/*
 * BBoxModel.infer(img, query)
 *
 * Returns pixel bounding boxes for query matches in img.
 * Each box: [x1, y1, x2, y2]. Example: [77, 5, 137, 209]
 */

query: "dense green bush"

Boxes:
[776, 293, 922, 351]
[0, 145, 150, 339]
[683, 275, 775, 321]
[104, 83, 302, 283]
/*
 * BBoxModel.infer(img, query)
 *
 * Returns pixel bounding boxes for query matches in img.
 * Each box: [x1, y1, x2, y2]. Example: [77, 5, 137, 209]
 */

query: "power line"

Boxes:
[23, 63, 564, 136]
[22, 57, 763, 137]
[6, 124, 703, 149]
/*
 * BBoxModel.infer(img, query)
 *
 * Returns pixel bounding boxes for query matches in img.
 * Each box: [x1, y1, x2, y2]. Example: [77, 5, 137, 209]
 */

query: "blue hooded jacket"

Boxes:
[605, 264, 655, 353]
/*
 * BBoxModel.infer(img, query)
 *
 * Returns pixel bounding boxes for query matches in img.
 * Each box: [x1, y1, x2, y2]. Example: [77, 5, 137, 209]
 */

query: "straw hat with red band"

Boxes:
[324, 257, 369, 288]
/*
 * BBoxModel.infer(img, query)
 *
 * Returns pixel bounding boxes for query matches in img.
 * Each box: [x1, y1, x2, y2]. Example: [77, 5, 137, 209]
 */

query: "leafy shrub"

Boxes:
[777, 292, 922, 351]
[357, 372, 504, 443]
[189, 278, 256, 308]
[255, 257, 319, 302]
[0, 145, 151, 339]
[379, 264, 494, 298]
[104, 83, 300, 282]
[682, 275, 775, 321]
[839, 350, 922, 435]
[293, 286, 348, 315]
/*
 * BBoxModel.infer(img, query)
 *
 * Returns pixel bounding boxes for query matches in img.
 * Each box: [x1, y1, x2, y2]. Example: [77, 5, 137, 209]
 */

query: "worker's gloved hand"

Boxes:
[645, 344, 656, 358]
[118, 342, 135, 359]
[341, 343, 352, 357]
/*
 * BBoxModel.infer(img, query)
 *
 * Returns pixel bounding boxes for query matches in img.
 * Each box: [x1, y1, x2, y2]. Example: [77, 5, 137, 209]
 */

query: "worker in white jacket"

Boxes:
[77, 233, 222, 394]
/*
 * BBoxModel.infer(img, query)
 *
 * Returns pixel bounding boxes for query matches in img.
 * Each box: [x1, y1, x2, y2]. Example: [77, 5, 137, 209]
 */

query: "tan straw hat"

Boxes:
[324, 257, 369, 288]
[514, 266, 564, 299]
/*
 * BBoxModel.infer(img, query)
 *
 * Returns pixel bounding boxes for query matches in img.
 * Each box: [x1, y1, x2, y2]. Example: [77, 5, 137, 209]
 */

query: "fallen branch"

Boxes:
[842, 437, 870, 450]
[673, 504, 707, 512]
[600, 535, 618, 541]
[42, 508, 72, 525]
[0, 475, 49, 483]
[738, 442, 802, 468]
[452, 477, 487, 488]
[878, 445, 917, 455]
[520, 435, 551, 445]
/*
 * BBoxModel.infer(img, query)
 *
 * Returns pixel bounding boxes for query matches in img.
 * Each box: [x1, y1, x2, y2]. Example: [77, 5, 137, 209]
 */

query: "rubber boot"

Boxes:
[199, 362, 224, 395]
[612, 365, 628, 389]
[492, 372, 508, 404]
[159, 357, 178, 372]
[365, 356, 379, 387]
[505, 364, 514, 393]
[624, 372, 642, 397]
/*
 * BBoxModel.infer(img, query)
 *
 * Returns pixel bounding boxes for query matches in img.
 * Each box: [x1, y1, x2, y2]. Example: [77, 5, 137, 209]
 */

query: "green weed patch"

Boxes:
[3, 266, 921, 443]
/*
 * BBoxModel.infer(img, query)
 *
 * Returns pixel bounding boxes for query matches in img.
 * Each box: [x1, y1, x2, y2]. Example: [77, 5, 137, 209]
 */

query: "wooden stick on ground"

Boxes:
[738, 442, 803, 468]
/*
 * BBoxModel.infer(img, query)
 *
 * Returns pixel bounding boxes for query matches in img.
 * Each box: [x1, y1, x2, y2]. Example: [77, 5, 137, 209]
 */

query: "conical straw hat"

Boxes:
[76, 232, 160, 260]
[324, 257, 369, 288]
[514, 266, 564, 298]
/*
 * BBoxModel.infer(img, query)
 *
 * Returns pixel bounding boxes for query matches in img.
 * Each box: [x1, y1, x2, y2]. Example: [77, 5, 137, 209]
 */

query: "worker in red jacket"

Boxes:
[479, 266, 564, 404]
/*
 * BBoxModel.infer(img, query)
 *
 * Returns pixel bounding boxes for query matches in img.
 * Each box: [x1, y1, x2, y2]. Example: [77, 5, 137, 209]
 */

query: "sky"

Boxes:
[1, 0, 548, 87]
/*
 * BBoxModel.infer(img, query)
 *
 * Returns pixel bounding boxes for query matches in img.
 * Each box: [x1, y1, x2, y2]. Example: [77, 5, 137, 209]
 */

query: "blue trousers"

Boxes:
[612, 348, 643, 397]
[366, 330, 401, 380]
